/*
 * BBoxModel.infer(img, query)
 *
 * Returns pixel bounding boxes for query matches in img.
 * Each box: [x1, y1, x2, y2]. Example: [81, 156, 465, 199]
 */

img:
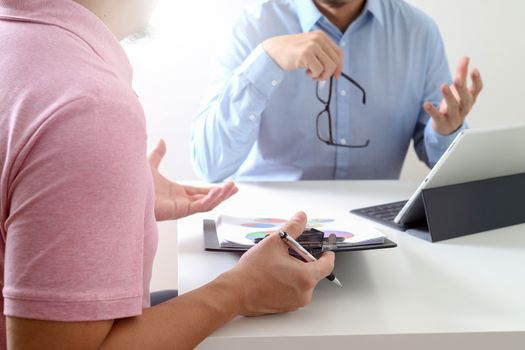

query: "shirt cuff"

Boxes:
[424, 121, 468, 166]
[236, 44, 285, 98]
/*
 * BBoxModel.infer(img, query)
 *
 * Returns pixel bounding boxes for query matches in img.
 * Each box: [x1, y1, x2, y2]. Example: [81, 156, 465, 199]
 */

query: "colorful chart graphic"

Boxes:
[241, 223, 275, 228]
[246, 231, 273, 241]
[254, 218, 287, 224]
[323, 230, 354, 239]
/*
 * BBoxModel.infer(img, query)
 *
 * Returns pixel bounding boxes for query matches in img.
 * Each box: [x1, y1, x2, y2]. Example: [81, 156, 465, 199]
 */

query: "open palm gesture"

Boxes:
[148, 140, 238, 221]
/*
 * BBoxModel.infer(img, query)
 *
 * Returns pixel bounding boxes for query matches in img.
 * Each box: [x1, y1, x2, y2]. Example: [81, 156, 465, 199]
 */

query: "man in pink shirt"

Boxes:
[0, 0, 335, 348]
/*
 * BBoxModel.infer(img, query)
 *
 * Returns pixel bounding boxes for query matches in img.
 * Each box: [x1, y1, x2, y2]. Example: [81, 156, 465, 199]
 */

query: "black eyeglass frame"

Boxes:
[315, 72, 370, 148]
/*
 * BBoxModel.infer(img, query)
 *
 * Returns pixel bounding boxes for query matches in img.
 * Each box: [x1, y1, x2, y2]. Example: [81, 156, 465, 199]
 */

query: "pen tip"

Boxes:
[334, 278, 343, 287]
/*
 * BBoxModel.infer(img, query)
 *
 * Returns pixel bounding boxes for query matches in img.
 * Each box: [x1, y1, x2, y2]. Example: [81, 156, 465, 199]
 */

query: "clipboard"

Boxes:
[203, 219, 397, 254]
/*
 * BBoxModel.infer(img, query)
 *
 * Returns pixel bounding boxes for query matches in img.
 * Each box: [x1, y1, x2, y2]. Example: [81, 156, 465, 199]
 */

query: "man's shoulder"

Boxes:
[383, 0, 437, 28]
[1, 20, 138, 119]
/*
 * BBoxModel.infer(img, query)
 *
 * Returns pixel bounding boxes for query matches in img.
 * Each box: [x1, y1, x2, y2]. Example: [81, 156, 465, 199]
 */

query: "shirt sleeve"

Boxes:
[414, 18, 467, 168]
[191, 12, 285, 182]
[3, 95, 150, 322]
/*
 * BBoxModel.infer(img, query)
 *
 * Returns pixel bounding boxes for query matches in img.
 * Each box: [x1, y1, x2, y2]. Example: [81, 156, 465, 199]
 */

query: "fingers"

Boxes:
[316, 36, 343, 80]
[301, 31, 343, 80]
[314, 48, 338, 81]
[184, 185, 213, 196]
[307, 251, 336, 281]
[279, 212, 307, 240]
[207, 182, 238, 202]
[223, 181, 239, 200]
[326, 46, 343, 80]
[455, 56, 470, 85]
[441, 84, 459, 114]
[188, 182, 238, 214]
[454, 57, 483, 108]
[470, 68, 483, 103]
[426, 83, 465, 135]
[428, 59, 483, 136]
[334, 48, 344, 79]
[452, 56, 480, 115]
[148, 139, 166, 169]
[265, 31, 343, 80]
[305, 52, 324, 79]
[186, 181, 237, 197]
[453, 77, 473, 112]
[188, 187, 223, 213]
[424, 101, 445, 123]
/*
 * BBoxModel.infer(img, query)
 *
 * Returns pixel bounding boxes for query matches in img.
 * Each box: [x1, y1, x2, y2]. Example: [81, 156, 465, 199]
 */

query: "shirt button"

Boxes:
[271, 80, 278, 86]
[340, 138, 348, 145]
[340, 90, 347, 96]
[341, 41, 346, 47]
[248, 114, 257, 122]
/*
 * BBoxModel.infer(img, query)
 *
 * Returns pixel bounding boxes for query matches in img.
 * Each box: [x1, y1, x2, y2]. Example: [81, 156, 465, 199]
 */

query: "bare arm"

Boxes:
[7, 277, 238, 349]
[7, 212, 335, 349]
[102, 277, 240, 349]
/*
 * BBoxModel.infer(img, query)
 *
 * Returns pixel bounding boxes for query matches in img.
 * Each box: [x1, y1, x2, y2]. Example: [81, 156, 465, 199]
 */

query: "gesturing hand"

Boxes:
[263, 31, 343, 81]
[148, 140, 238, 221]
[424, 56, 483, 135]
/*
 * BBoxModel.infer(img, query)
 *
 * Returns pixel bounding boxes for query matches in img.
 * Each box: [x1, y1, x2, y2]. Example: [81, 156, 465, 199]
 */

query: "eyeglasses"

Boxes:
[315, 72, 370, 148]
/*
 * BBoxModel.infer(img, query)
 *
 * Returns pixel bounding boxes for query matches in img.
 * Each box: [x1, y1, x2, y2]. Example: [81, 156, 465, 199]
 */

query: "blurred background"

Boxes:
[123, 0, 525, 183]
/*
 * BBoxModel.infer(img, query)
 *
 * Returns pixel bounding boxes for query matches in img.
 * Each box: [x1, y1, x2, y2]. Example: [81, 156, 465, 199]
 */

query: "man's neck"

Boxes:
[74, 0, 128, 40]
[314, 0, 367, 33]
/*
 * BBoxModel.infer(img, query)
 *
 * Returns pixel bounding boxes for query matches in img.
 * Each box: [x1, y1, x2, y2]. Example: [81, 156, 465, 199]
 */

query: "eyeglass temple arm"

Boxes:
[341, 72, 367, 104]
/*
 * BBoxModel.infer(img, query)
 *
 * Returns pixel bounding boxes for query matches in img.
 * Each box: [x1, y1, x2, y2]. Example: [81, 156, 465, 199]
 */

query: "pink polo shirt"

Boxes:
[0, 0, 158, 346]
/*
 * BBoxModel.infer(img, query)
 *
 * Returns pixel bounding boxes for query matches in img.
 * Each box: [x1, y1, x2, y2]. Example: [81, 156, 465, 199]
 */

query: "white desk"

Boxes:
[175, 181, 525, 349]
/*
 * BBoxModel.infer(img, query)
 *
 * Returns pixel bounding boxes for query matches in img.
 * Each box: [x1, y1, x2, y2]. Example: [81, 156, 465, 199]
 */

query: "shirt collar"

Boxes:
[294, 0, 384, 33]
[366, 0, 384, 26]
[295, 0, 323, 33]
[0, 0, 133, 85]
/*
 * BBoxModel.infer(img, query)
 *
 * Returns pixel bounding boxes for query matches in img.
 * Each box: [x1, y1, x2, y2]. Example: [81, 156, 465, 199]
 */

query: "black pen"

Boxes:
[279, 231, 342, 287]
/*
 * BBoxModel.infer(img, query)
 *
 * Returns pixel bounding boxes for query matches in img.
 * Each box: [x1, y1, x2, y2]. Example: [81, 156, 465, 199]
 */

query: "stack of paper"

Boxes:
[215, 215, 385, 249]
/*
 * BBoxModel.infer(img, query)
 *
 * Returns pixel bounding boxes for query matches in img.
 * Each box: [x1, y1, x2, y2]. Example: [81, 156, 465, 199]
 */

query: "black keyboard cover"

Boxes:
[351, 201, 409, 231]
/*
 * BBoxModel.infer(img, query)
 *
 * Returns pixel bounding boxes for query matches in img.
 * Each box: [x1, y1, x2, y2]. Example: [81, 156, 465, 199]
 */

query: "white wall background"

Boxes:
[124, 0, 525, 183]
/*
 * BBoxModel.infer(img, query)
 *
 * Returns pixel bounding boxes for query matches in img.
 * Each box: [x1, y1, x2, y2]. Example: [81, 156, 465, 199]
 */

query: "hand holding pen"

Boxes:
[279, 231, 342, 287]
[229, 212, 336, 316]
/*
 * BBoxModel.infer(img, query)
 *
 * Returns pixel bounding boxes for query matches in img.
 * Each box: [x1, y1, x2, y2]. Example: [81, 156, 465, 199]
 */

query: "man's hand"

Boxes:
[148, 140, 238, 221]
[221, 212, 336, 316]
[424, 56, 483, 135]
[263, 31, 343, 81]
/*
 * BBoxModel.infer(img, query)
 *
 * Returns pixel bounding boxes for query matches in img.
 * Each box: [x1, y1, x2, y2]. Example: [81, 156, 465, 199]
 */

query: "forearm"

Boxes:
[102, 275, 240, 350]
[7, 214, 332, 349]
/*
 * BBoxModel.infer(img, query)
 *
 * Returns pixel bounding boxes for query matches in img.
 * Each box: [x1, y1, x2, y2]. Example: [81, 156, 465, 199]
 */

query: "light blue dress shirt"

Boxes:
[191, 0, 465, 182]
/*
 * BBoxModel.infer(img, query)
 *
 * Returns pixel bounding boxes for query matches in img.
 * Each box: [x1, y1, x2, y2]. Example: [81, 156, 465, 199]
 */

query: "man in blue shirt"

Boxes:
[191, 0, 483, 182]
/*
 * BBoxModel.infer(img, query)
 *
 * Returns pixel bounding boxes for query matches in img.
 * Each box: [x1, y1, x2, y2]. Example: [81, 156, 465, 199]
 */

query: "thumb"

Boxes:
[279, 211, 307, 240]
[148, 139, 166, 169]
